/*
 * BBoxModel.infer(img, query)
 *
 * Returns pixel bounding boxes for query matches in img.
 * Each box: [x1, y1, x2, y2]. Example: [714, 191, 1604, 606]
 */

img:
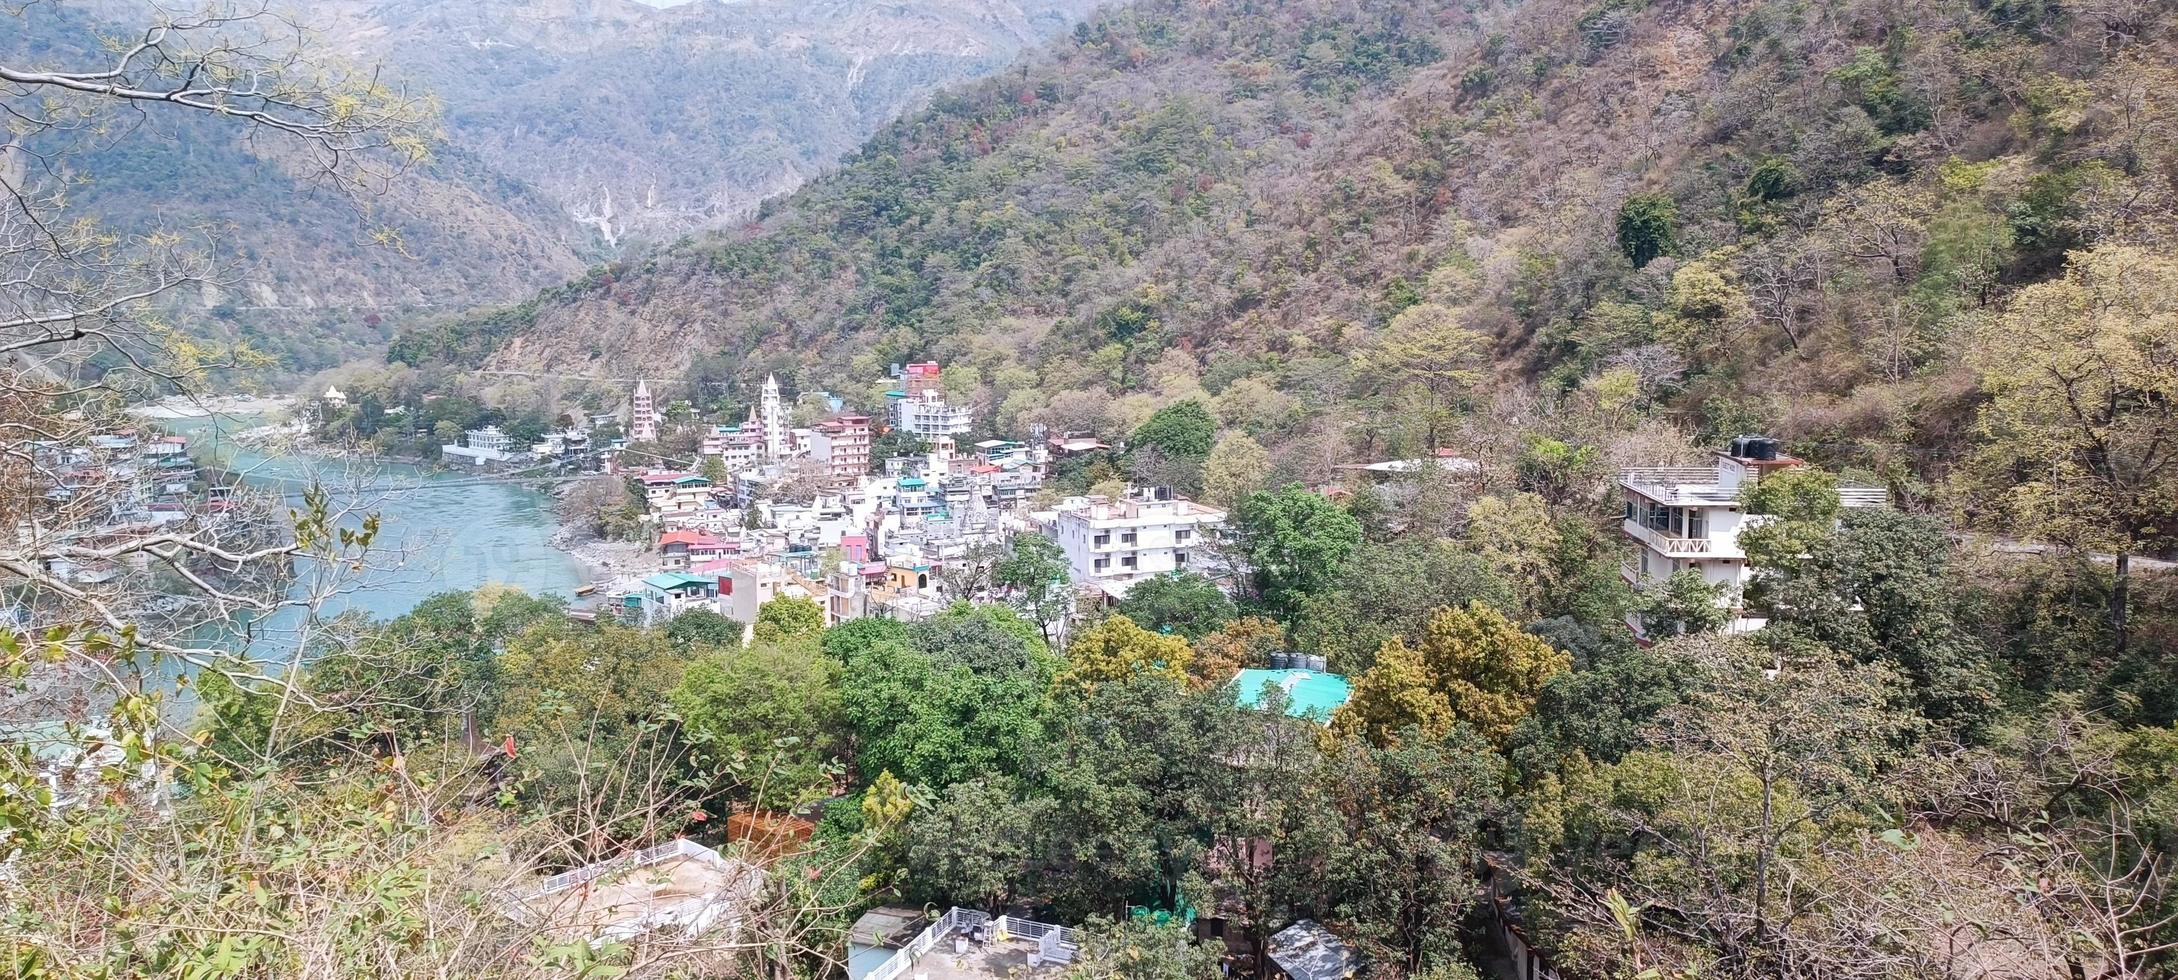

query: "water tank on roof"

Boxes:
[1305, 654, 1328, 672]
[1748, 437, 1781, 461]
[1269, 653, 1293, 670]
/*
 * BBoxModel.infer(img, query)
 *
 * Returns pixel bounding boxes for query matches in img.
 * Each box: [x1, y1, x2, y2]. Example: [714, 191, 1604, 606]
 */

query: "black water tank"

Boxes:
[1729, 435, 1752, 457]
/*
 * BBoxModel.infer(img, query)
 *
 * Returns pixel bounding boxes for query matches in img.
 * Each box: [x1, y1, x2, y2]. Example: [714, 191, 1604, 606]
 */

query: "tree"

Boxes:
[1128, 400, 1217, 490]
[995, 533, 1074, 642]
[1060, 614, 1194, 691]
[1117, 572, 1237, 640]
[1634, 569, 1732, 638]
[837, 638, 1048, 791]
[1763, 510, 1998, 730]
[671, 637, 842, 808]
[1192, 616, 1286, 684]
[1202, 432, 1272, 507]
[1291, 540, 1514, 673]
[1320, 728, 1507, 973]
[1616, 193, 1679, 267]
[753, 596, 825, 645]
[903, 778, 1052, 912]
[1061, 918, 1223, 980]
[1330, 602, 1570, 747]
[1233, 484, 1363, 619]
[662, 608, 746, 651]
[1737, 465, 1842, 582]
[907, 603, 1055, 677]
[1967, 244, 2178, 654]
[1364, 303, 1488, 448]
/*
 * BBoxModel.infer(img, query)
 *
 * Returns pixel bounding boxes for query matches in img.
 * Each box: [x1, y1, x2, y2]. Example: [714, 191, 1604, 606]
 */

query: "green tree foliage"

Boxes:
[1060, 614, 1195, 691]
[1127, 399, 1217, 489]
[834, 628, 1049, 791]
[1966, 244, 2178, 654]
[1116, 572, 1237, 640]
[1635, 569, 1732, 638]
[1615, 193, 1678, 267]
[1292, 540, 1514, 673]
[995, 532, 1074, 640]
[1320, 728, 1506, 972]
[903, 778, 1052, 913]
[671, 636, 843, 808]
[753, 596, 826, 645]
[1201, 432, 1271, 507]
[1061, 918, 1224, 980]
[1763, 510, 1998, 730]
[662, 608, 746, 651]
[1191, 615, 1287, 684]
[1330, 602, 1571, 746]
[1233, 484, 1364, 619]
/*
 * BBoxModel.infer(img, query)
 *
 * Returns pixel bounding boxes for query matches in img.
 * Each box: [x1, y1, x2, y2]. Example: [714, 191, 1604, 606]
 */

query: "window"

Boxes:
[1121, 556, 1137, 569]
[1093, 533, 1111, 547]
[1175, 551, 1189, 566]
[1175, 529, 1192, 543]
[1120, 531, 1137, 545]
[1093, 558, 1110, 572]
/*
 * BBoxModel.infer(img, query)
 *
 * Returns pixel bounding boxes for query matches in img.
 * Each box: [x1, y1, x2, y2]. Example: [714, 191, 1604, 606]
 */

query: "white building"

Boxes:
[759, 375, 790, 461]
[892, 389, 973, 440]
[1618, 435, 1890, 638]
[1041, 489, 1225, 598]
[441, 425, 520, 466]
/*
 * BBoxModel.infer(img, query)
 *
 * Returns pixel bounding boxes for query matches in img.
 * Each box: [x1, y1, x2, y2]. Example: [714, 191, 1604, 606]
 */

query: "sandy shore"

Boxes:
[551, 526, 653, 585]
[133, 393, 296, 420]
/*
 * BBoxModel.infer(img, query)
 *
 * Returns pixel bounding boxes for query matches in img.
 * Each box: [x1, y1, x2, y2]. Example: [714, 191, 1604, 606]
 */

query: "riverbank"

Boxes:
[132, 393, 295, 420]
[550, 524, 651, 586]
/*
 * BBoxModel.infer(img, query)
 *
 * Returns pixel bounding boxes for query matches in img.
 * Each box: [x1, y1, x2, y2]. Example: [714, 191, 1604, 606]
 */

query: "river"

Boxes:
[163, 414, 587, 660]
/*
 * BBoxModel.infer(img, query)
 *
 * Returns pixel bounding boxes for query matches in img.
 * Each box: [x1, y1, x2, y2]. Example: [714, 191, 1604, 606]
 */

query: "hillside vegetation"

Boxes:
[401, 0, 2178, 486]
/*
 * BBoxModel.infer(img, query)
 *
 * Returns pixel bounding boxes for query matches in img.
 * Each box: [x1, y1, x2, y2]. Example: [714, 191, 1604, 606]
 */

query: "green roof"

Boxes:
[643, 572, 716, 592]
[1231, 668, 1351, 722]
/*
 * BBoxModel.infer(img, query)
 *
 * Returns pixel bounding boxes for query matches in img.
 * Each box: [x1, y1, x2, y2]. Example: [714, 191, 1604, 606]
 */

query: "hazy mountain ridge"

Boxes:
[5, 0, 1097, 370]
[403, 0, 2178, 483]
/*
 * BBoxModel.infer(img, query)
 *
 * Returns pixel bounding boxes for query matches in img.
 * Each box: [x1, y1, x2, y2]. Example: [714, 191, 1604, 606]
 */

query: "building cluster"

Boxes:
[17, 423, 235, 590]
[591, 362, 1232, 640]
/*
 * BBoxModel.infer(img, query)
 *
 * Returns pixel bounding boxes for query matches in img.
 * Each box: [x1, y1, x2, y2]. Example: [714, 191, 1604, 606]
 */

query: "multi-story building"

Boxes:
[759, 375, 790, 460]
[630, 380, 659, 443]
[1618, 435, 1890, 638]
[702, 424, 764, 473]
[892, 389, 973, 440]
[808, 414, 873, 480]
[1042, 488, 1226, 597]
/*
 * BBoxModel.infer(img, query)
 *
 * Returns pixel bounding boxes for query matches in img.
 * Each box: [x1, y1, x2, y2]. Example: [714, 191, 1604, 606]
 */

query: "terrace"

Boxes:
[862, 908, 1080, 980]
[500, 839, 765, 944]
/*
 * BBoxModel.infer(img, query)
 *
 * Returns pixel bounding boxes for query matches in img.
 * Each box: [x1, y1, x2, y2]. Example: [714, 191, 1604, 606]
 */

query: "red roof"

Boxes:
[661, 529, 724, 548]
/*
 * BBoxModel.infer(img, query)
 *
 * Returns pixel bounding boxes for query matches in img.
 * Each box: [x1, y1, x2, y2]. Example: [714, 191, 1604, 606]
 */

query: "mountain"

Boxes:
[4, 0, 1098, 369]
[395, 0, 2178, 480]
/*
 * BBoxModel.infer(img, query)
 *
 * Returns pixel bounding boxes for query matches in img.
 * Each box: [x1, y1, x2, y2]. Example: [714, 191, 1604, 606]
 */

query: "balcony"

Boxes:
[1623, 519, 1739, 558]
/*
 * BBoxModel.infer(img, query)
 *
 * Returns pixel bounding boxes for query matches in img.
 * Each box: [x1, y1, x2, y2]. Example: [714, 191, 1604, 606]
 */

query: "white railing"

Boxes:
[537, 838, 710, 895]
[1622, 520, 1727, 556]
[867, 908, 990, 980]
[1618, 466, 1719, 487]
[995, 915, 1078, 948]
[865, 909, 1075, 980]
[1837, 485, 1891, 508]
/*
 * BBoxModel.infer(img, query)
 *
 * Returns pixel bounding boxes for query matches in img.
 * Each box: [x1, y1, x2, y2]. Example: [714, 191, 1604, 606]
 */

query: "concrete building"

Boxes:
[809, 414, 873, 480]
[760, 374, 790, 460]
[1041, 489, 1226, 598]
[630, 380, 659, 443]
[1618, 435, 1890, 638]
[892, 389, 973, 440]
[442, 425, 521, 466]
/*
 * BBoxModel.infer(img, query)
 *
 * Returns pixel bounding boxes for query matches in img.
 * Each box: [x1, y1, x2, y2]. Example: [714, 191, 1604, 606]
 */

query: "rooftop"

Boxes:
[1232, 669, 1351, 722]
[862, 909, 1077, 980]
[502, 839, 765, 944]
[1268, 919, 1358, 980]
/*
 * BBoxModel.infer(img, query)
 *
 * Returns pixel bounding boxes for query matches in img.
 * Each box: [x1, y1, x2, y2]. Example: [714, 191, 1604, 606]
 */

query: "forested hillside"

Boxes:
[404, 0, 2178, 484]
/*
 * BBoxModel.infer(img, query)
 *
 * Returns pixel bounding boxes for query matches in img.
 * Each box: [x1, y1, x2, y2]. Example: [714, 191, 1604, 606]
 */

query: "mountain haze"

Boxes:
[399, 0, 2178, 483]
